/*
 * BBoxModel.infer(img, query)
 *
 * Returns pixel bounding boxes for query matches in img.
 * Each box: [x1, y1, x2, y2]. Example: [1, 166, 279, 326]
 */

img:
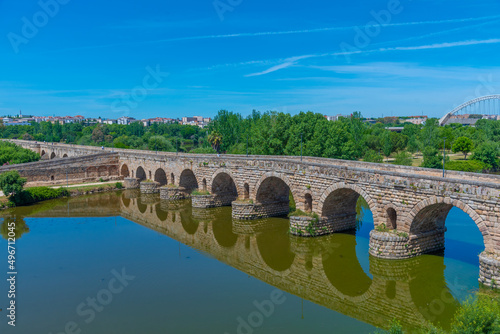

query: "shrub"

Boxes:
[115, 182, 123, 189]
[13, 187, 70, 205]
[0, 170, 26, 199]
[450, 295, 500, 334]
[99, 177, 104, 182]
[445, 160, 490, 173]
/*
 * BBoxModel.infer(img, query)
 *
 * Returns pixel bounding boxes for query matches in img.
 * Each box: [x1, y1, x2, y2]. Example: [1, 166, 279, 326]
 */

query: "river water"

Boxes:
[0, 190, 485, 333]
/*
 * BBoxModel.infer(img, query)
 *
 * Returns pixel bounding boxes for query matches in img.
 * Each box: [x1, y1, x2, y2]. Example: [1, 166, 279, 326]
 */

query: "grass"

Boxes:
[191, 189, 210, 196]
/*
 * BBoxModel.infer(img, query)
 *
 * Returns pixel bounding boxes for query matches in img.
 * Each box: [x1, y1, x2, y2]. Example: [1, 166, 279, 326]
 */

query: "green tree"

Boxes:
[453, 136, 474, 159]
[471, 142, 499, 169]
[363, 150, 383, 163]
[394, 151, 413, 166]
[208, 130, 222, 153]
[0, 170, 26, 199]
[421, 147, 443, 169]
[148, 136, 174, 152]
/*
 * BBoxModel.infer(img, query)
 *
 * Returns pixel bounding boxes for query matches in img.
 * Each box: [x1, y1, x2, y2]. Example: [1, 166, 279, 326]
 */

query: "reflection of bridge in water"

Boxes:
[21, 191, 461, 331]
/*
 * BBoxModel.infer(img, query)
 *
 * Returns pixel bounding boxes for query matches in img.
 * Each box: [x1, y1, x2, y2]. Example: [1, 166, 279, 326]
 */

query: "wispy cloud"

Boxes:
[247, 39, 500, 77]
[44, 15, 500, 54]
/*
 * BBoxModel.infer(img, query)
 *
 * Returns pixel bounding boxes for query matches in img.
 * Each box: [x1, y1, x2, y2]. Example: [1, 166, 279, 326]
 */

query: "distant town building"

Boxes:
[117, 116, 136, 125]
[103, 119, 117, 125]
[403, 116, 427, 125]
[324, 114, 344, 122]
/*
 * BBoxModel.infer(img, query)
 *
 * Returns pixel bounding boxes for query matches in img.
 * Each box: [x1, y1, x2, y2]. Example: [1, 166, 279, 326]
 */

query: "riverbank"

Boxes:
[0, 181, 123, 209]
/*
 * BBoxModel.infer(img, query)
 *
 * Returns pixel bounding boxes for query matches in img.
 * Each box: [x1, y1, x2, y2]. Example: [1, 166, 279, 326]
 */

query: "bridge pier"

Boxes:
[192, 192, 237, 209]
[160, 186, 188, 201]
[289, 212, 358, 237]
[479, 252, 500, 288]
[368, 228, 446, 259]
[124, 178, 140, 189]
[140, 181, 160, 194]
[231, 200, 289, 220]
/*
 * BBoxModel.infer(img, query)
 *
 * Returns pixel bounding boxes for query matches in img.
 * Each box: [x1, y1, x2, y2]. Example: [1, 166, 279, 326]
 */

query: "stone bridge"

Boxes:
[19, 191, 461, 331]
[8, 139, 500, 287]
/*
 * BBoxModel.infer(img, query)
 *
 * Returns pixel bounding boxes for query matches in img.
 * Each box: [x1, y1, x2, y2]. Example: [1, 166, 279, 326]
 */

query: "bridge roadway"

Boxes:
[8, 139, 500, 287]
[17, 191, 459, 331]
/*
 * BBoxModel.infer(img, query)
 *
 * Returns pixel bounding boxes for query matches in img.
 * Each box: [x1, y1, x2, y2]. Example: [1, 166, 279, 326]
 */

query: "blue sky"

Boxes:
[0, 0, 499, 119]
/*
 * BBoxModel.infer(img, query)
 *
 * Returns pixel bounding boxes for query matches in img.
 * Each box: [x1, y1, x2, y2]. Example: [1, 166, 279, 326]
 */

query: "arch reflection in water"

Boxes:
[116, 192, 460, 331]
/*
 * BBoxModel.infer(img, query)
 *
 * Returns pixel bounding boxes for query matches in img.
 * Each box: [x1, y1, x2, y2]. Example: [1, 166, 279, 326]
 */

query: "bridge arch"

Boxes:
[41, 150, 46, 157]
[254, 172, 299, 214]
[179, 169, 198, 193]
[404, 197, 490, 249]
[63, 154, 68, 158]
[318, 182, 378, 228]
[136, 166, 146, 181]
[120, 164, 130, 178]
[383, 204, 399, 230]
[210, 169, 238, 204]
[154, 168, 168, 186]
[50, 152, 56, 159]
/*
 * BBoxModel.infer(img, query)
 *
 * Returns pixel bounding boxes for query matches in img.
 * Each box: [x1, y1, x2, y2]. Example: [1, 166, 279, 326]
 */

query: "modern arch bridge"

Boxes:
[439, 95, 500, 126]
[9, 139, 500, 287]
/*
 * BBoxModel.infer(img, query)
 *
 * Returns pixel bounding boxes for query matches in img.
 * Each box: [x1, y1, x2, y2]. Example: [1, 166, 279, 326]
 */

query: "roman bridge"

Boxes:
[8, 139, 500, 287]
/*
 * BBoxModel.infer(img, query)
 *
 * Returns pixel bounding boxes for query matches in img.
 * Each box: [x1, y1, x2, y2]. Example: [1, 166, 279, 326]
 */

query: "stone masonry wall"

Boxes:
[290, 213, 357, 237]
[0, 152, 120, 186]
[369, 229, 446, 259]
[232, 201, 289, 220]
[479, 252, 500, 288]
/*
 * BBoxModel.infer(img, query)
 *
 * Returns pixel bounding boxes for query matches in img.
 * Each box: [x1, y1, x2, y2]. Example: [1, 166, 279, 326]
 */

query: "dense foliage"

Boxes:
[0, 170, 26, 199]
[13, 187, 70, 206]
[0, 141, 40, 165]
[1, 110, 500, 171]
[377, 293, 500, 334]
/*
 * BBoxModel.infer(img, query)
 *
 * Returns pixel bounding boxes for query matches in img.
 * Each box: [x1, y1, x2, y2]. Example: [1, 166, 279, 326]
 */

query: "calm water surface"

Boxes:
[0, 191, 485, 333]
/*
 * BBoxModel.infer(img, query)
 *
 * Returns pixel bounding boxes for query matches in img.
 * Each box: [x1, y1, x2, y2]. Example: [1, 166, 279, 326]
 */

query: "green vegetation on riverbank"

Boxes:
[377, 292, 500, 333]
[0, 141, 40, 165]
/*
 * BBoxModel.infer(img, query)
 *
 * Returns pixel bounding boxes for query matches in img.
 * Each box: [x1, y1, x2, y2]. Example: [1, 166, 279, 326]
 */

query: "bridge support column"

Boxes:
[290, 212, 358, 237]
[192, 193, 236, 209]
[160, 186, 187, 201]
[124, 178, 140, 189]
[232, 201, 289, 220]
[479, 252, 500, 288]
[369, 228, 445, 259]
[140, 181, 160, 194]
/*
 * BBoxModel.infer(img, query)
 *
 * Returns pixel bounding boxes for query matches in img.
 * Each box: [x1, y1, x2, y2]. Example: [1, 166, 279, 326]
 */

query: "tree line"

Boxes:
[1, 110, 499, 172]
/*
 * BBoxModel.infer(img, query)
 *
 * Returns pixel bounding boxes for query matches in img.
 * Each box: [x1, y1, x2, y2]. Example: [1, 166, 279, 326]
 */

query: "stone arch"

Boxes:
[318, 183, 377, 230]
[179, 169, 199, 193]
[170, 172, 175, 185]
[304, 193, 313, 212]
[41, 150, 46, 156]
[202, 178, 207, 191]
[108, 166, 118, 176]
[243, 183, 249, 199]
[98, 166, 108, 177]
[120, 164, 130, 178]
[254, 172, 297, 202]
[136, 166, 146, 181]
[154, 168, 168, 186]
[405, 197, 489, 247]
[210, 170, 238, 205]
[148, 170, 152, 180]
[50, 152, 56, 159]
[63, 154, 68, 158]
[86, 167, 97, 178]
[383, 204, 398, 230]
